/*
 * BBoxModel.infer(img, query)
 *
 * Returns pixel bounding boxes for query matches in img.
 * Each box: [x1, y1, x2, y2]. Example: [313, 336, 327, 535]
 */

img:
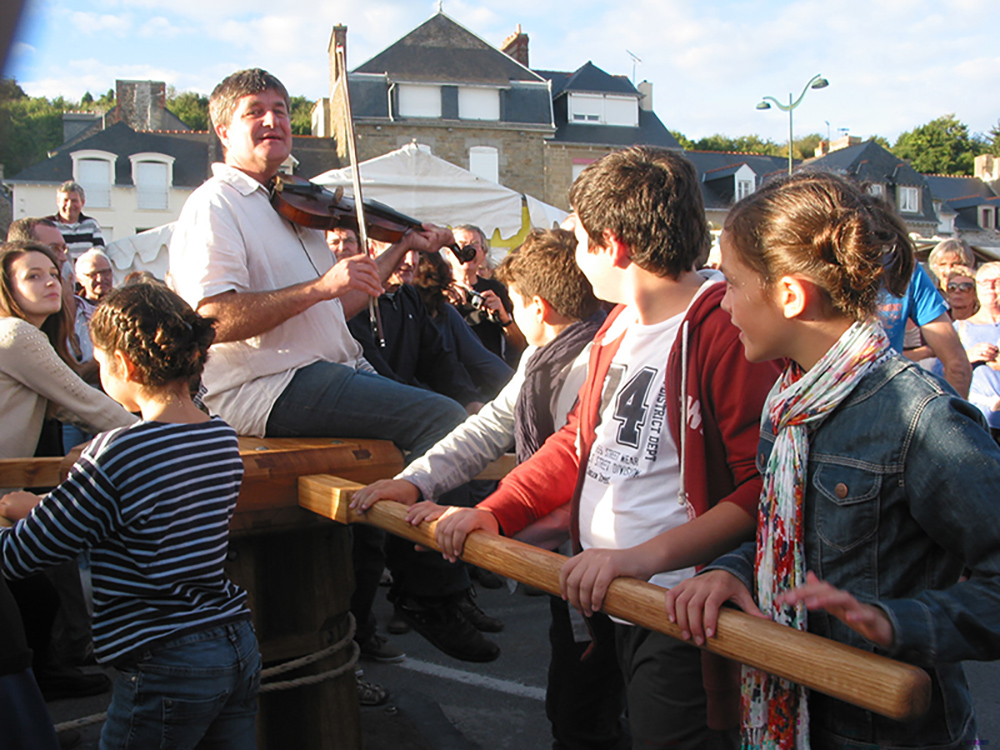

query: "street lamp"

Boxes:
[757, 74, 829, 176]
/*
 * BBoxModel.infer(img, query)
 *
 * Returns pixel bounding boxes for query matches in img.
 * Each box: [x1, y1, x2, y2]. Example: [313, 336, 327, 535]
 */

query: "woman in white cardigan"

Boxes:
[0, 240, 135, 464]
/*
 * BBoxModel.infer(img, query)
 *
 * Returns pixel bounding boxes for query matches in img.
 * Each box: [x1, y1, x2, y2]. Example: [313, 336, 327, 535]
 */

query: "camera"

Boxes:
[468, 289, 487, 310]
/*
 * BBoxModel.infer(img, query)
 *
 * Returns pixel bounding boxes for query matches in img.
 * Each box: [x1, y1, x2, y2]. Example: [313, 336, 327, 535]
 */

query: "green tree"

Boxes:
[669, 130, 695, 150]
[0, 79, 67, 176]
[80, 91, 93, 106]
[166, 88, 210, 130]
[289, 96, 314, 136]
[988, 119, 1000, 157]
[892, 115, 985, 175]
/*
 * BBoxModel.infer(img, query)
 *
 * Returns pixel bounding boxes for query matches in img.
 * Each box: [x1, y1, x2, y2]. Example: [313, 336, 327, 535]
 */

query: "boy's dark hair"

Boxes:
[413, 251, 454, 316]
[495, 228, 599, 321]
[90, 282, 217, 388]
[209, 68, 290, 131]
[569, 146, 709, 279]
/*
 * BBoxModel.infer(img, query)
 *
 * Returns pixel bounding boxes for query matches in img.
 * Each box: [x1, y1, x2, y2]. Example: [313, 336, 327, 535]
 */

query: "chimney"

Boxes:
[637, 81, 653, 112]
[329, 24, 348, 92]
[114, 80, 168, 131]
[501, 24, 529, 68]
[975, 154, 1000, 193]
[828, 134, 862, 153]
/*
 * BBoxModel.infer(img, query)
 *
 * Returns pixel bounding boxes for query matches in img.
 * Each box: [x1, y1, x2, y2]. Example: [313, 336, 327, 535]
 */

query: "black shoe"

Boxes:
[36, 666, 111, 701]
[57, 728, 81, 749]
[386, 605, 412, 635]
[453, 588, 504, 633]
[394, 596, 500, 663]
[471, 566, 504, 589]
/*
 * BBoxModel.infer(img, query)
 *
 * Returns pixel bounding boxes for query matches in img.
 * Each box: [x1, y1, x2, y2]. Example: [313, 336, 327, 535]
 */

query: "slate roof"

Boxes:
[354, 13, 544, 85]
[683, 150, 789, 211]
[803, 140, 938, 226]
[925, 174, 997, 203]
[539, 62, 638, 98]
[8, 122, 211, 187]
[7, 123, 340, 188]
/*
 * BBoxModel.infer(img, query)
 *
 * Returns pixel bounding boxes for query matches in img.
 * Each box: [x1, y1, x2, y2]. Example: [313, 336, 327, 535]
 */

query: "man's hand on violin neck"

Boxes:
[401, 223, 455, 254]
[321, 254, 384, 300]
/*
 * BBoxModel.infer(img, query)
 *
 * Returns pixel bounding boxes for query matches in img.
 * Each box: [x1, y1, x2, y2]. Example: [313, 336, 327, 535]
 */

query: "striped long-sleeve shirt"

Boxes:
[0, 417, 250, 663]
[45, 213, 105, 261]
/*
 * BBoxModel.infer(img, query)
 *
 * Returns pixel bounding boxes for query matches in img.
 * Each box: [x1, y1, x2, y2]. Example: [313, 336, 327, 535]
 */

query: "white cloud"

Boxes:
[67, 11, 132, 35]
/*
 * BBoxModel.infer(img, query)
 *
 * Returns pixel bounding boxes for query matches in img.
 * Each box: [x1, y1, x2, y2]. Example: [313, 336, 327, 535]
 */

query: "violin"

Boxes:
[270, 174, 477, 264]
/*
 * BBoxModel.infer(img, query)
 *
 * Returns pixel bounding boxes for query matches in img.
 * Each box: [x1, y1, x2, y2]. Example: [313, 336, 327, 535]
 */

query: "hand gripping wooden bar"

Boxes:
[298, 474, 930, 722]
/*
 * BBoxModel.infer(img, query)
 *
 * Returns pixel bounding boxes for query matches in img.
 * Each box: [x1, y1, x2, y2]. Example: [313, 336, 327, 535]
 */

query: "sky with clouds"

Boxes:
[6, 0, 999, 145]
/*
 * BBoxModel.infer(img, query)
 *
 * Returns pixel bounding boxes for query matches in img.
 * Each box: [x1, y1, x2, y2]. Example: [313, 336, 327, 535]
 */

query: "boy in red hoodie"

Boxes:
[418, 147, 779, 748]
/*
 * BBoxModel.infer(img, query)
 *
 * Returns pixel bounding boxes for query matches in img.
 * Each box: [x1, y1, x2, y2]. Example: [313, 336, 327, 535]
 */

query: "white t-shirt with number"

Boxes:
[577, 302, 700, 592]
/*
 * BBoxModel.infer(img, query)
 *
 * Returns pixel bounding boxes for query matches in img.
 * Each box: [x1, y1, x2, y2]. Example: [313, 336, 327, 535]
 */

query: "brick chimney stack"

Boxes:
[114, 80, 167, 131]
[329, 24, 348, 93]
[501, 24, 529, 68]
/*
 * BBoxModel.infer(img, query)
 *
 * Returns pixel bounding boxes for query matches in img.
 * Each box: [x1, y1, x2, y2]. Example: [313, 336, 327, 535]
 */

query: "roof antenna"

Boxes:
[626, 50, 642, 84]
[437, 0, 443, 12]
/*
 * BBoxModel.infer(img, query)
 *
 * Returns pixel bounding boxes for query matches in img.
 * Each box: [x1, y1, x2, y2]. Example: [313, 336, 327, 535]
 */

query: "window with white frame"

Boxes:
[568, 93, 638, 126]
[71, 150, 116, 209]
[398, 85, 441, 118]
[897, 186, 920, 213]
[458, 87, 500, 121]
[129, 153, 174, 210]
[737, 178, 754, 201]
[982, 207, 996, 230]
[867, 183, 885, 198]
[469, 146, 499, 183]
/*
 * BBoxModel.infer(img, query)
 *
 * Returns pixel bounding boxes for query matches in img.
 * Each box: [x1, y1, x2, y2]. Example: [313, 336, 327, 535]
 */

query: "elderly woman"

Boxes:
[944, 265, 980, 321]
[928, 238, 975, 291]
[955, 262, 1000, 441]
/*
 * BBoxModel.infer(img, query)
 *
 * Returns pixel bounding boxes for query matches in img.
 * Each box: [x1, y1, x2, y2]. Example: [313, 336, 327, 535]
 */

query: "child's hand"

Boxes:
[0, 491, 43, 523]
[350, 479, 421, 513]
[431, 507, 499, 563]
[664, 570, 764, 646]
[559, 547, 649, 617]
[404, 500, 446, 526]
[776, 571, 894, 649]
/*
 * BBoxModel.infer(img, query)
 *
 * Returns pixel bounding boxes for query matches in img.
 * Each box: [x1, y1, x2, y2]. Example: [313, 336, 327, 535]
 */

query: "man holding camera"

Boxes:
[443, 225, 526, 367]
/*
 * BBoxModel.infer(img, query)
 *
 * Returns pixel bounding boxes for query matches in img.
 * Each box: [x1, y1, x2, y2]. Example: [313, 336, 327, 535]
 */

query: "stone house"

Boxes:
[313, 12, 679, 211]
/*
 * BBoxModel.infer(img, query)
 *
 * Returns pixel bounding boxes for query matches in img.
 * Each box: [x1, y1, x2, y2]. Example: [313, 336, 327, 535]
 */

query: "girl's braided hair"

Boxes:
[89, 280, 216, 387]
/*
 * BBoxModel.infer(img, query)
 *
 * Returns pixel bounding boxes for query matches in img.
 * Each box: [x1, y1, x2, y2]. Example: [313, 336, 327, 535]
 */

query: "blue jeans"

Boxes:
[266, 361, 468, 461]
[266, 362, 471, 599]
[100, 620, 261, 750]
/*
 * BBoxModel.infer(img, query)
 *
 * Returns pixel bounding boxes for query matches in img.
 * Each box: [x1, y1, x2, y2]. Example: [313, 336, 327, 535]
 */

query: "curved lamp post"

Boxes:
[757, 74, 829, 175]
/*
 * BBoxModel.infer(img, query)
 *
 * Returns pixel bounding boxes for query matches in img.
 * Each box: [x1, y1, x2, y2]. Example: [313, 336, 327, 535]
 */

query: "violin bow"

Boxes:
[336, 44, 386, 348]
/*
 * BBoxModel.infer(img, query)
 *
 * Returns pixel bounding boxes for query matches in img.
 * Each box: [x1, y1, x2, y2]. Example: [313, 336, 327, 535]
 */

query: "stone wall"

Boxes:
[543, 143, 623, 210]
[351, 121, 550, 200]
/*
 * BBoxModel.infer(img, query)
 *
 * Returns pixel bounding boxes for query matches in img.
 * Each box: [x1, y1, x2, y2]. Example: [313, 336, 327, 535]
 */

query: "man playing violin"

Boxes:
[168, 68, 501, 664]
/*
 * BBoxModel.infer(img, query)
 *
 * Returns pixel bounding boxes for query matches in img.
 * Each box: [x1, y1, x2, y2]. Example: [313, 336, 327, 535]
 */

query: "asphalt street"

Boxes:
[45, 576, 1000, 748]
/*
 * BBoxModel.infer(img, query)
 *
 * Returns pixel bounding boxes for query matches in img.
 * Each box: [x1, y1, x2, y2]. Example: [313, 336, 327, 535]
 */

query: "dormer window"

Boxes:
[459, 87, 500, 121]
[736, 178, 754, 201]
[867, 183, 885, 199]
[129, 153, 174, 210]
[568, 93, 638, 127]
[70, 149, 116, 209]
[398, 85, 441, 118]
[897, 186, 920, 214]
[982, 206, 996, 230]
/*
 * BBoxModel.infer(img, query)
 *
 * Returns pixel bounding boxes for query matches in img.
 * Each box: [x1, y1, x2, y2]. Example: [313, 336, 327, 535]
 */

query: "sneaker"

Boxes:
[386, 605, 412, 635]
[358, 633, 406, 663]
[453, 588, 504, 633]
[355, 670, 389, 707]
[471, 566, 504, 589]
[36, 666, 111, 702]
[394, 596, 500, 663]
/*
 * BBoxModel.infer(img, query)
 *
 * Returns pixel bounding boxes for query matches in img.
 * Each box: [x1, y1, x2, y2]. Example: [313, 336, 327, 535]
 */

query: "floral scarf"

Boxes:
[742, 319, 891, 750]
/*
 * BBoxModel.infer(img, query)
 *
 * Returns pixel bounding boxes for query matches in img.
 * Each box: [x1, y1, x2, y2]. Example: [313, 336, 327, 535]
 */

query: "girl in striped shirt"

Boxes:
[0, 281, 260, 750]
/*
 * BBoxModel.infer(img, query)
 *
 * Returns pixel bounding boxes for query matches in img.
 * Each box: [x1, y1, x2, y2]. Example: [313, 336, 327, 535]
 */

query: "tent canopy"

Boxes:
[312, 142, 566, 241]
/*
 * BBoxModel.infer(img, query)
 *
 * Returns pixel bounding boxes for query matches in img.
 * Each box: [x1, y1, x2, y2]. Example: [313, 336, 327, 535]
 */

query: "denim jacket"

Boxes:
[709, 356, 1000, 749]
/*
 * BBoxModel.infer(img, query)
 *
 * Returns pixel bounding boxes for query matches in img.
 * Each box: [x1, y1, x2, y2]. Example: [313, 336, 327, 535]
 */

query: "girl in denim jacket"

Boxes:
[665, 172, 1000, 749]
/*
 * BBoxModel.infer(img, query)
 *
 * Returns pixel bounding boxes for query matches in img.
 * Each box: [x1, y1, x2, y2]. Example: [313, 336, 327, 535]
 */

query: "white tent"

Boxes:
[311, 142, 566, 241]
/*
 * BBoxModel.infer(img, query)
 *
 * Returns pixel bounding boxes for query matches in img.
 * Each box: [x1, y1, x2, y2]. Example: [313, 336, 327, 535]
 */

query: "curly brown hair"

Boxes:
[723, 171, 914, 321]
[89, 282, 216, 388]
